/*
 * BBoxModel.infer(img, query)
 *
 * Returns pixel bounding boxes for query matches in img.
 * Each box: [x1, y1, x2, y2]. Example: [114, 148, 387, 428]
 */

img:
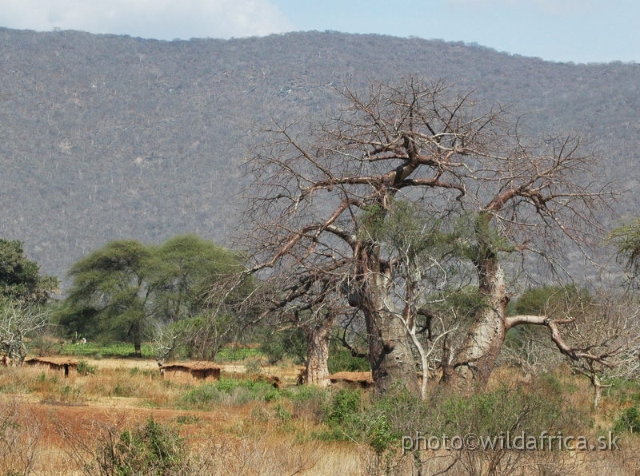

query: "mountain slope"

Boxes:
[0, 28, 638, 281]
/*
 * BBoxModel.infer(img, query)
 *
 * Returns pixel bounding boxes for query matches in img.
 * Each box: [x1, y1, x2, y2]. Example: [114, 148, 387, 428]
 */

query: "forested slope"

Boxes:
[0, 28, 638, 281]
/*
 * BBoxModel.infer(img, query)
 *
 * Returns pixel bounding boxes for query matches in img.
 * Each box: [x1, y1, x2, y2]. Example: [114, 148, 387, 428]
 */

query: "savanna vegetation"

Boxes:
[1, 76, 640, 474]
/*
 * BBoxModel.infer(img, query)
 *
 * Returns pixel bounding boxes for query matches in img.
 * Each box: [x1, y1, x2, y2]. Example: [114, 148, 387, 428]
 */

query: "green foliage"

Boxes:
[323, 389, 361, 427]
[506, 285, 592, 355]
[153, 234, 247, 321]
[513, 284, 591, 316]
[215, 345, 263, 362]
[76, 360, 97, 376]
[61, 240, 155, 352]
[434, 285, 487, 320]
[608, 218, 640, 282]
[613, 405, 640, 433]
[327, 345, 370, 373]
[429, 386, 560, 436]
[314, 389, 399, 454]
[60, 341, 154, 358]
[98, 417, 188, 475]
[311, 378, 589, 456]
[59, 235, 247, 357]
[359, 199, 454, 261]
[260, 327, 306, 365]
[0, 239, 58, 305]
[181, 379, 280, 408]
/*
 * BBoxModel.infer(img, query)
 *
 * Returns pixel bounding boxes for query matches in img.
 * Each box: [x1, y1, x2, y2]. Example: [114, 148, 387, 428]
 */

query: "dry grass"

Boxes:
[0, 361, 639, 475]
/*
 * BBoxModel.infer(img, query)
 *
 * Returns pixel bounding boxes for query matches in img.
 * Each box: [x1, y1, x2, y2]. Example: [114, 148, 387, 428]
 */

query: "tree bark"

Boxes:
[364, 306, 419, 395]
[130, 321, 143, 357]
[302, 313, 336, 387]
[353, 246, 419, 396]
[445, 254, 508, 394]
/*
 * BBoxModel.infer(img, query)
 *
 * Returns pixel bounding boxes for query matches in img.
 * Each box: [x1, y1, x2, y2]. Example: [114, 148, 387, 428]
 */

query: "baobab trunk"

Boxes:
[445, 255, 509, 394]
[303, 313, 336, 387]
[349, 245, 419, 396]
[364, 305, 420, 395]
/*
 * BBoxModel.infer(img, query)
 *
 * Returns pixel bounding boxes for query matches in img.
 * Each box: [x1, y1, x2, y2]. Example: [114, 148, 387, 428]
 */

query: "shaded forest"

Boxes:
[0, 27, 638, 283]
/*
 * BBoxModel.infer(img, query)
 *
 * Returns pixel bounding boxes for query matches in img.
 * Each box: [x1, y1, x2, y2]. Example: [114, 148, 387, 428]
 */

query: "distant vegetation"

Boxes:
[0, 28, 637, 283]
[1, 28, 640, 474]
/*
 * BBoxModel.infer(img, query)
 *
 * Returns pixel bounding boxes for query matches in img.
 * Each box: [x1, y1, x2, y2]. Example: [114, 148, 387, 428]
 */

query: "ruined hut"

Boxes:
[159, 361, 221, 382]
[24, 357, 78, 377]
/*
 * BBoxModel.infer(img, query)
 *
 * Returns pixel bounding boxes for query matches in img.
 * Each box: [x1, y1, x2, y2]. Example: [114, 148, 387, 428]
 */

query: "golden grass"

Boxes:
[0, 362, 638, 475]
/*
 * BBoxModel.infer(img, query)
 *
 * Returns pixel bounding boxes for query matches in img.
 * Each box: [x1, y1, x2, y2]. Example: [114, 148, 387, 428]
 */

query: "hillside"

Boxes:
[0, 28, 638, 282]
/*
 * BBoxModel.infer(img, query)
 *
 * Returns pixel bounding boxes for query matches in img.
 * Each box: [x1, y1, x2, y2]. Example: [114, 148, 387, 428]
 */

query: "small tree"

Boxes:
[0, 299, 49, 364]
[609, 217, 640, 286]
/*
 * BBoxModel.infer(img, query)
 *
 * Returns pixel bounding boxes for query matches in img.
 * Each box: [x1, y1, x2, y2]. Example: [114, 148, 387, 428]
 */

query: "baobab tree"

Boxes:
[243, 76, 612, 395]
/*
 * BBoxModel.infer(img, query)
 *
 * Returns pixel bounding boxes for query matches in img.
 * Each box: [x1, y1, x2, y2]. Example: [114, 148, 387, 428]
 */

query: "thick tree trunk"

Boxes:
[348, 244, 419, 396]
[445, 256, 508, 394]
[365, 305, 419, 395]
[303, 313, 335, 387]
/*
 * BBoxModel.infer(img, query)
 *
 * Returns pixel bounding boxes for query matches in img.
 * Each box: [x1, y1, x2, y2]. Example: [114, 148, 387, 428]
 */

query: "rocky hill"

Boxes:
[0, 28, 638, 282]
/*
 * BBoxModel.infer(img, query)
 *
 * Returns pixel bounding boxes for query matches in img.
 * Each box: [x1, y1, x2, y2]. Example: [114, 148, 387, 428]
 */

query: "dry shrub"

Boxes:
[192, 435, 365, 475]
[0, 398, 42, 475]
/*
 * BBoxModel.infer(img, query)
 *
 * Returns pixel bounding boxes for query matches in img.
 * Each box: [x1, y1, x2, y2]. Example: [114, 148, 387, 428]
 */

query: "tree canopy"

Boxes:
[0, 239, 58, 305]
[58, 235, 246, 357]
[609, 218, 640, 286]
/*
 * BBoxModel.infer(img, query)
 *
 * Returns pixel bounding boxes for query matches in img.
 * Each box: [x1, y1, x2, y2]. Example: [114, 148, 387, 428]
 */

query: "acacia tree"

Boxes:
[63, 240, 157, 356]
[62, 235, 246, 358]
[244, 77, 611, 396]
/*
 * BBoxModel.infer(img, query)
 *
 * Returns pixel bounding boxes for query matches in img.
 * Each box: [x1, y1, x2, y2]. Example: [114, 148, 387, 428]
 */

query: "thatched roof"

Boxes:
[328, 371, 373, 384]
[160, 361, 221, 371]
[25, 357, 78, 367]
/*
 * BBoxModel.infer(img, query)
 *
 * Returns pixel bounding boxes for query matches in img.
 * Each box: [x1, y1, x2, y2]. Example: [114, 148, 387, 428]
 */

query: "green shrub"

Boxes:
[181, 379, 280, 408]
[260, 327, 306, 365]
[76, 360, 97, 376]
[311, 383, 588, 457]
[323, 389, 361, 427]
[614, 405, 640, 433]
[327, 346, 370, 373]
[98, 417, 189, 475]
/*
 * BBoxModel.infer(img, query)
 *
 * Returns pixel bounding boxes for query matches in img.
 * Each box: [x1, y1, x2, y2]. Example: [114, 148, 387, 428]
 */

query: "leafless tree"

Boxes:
[242, 76, 612, 396]
[500, 287, 640, 407]
[0, 300, 49, 364]
[559, 292, 640, 408]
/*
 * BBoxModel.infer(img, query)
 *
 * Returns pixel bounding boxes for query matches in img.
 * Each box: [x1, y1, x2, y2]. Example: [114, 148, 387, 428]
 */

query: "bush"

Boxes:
[323, 389, 361, 427]
[259, 327, 306, 365]
[181, 379, 280, 408]
[314, 389, 400, 454]
[327, 346, 370, 373]
[98, 417, 188, 475]
[614, 405, 640, 433]
[76, 360, 97, 376]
